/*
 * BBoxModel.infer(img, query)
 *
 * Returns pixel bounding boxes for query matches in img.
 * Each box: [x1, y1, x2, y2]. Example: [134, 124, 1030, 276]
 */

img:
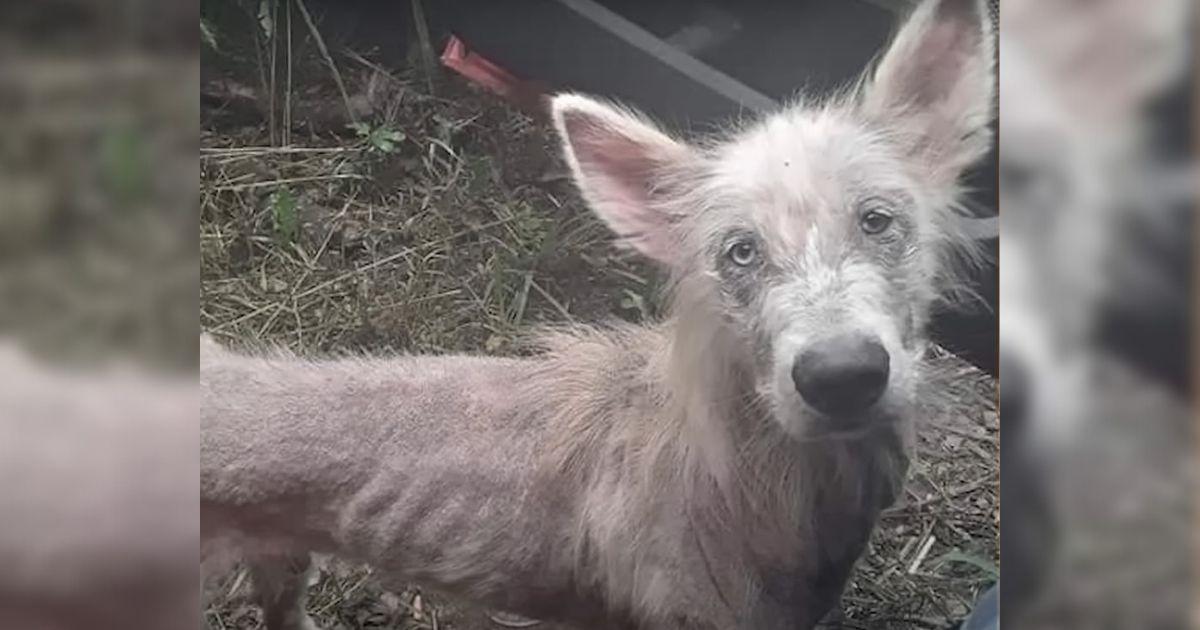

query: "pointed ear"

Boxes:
[862, 0, 995, 185]
[551, 94, 695, 265]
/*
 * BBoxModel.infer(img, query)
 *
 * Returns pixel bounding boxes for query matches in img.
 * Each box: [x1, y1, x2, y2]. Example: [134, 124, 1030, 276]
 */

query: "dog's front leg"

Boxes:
[249, 553, 320, 630]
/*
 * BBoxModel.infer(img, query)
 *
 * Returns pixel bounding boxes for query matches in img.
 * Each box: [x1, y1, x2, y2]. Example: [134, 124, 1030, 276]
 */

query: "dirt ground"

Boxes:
[200, 6, 997, 629]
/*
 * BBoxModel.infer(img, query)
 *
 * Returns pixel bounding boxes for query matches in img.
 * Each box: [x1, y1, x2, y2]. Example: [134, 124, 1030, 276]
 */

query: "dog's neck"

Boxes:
[627, 317, 906, 625]
[659, 313, 908, 557]
[525, 316, 907, 567]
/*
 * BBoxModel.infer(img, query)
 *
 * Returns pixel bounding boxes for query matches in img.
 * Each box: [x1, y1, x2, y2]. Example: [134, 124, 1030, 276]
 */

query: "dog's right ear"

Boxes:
[551, 94, 695, 266]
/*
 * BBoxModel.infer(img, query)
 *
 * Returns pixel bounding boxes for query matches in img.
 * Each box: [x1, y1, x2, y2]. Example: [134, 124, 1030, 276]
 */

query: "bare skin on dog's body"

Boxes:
[201, 1, 994, 628]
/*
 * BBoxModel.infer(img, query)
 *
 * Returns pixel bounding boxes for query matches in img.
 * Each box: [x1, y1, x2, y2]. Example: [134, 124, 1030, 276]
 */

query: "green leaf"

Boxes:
[269, 186, 298, 245]
[359, 126, 405, 153]
[620, 289, 649, 321]
[100, 124, 149, 204]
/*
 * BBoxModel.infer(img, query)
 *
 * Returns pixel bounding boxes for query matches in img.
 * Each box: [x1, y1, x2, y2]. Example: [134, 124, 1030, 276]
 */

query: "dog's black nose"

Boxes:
[792, 334, 890, 417]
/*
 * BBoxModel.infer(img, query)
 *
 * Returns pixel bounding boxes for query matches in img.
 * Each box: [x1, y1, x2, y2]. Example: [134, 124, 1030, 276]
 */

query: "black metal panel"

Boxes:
[677, 0, 896, 97]
[437, 0, 776, 127]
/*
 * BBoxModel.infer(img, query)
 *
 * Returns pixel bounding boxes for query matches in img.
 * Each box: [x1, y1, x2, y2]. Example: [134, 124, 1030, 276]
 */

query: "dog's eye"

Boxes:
[860, 209, 894, 235]
[727, 239, 758, 266]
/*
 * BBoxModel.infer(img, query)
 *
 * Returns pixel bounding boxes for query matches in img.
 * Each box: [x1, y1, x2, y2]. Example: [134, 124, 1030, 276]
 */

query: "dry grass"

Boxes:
[200, 66, 655, 357]
[200, 9, 997, 629]
[841, 349, 999, 629]
[0, 51, 197, 371]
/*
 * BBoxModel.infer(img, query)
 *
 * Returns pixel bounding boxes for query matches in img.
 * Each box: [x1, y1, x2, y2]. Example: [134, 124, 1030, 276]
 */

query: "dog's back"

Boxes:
[199, 339, 645, 625]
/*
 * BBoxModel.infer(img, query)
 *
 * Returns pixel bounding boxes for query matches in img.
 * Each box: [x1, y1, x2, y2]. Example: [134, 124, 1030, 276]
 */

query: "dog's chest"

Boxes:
[746, 434, 908, 628]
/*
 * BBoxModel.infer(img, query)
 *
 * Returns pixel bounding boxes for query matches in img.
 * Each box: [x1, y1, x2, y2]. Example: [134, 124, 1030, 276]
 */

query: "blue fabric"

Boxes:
[961, 583, 998, 630]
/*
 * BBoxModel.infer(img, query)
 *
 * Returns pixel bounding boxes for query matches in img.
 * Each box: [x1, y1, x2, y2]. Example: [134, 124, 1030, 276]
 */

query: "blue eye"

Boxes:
[727, 239, 758, 266]
[860, 209, 894, 235]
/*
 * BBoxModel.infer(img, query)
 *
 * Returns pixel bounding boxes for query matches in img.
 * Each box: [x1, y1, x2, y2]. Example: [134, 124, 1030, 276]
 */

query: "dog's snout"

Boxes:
[792, 334, 890, 417]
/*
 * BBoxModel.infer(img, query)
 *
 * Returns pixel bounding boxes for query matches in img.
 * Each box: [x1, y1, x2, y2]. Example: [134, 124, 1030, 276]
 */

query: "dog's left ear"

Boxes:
[863, 0, 994, 185]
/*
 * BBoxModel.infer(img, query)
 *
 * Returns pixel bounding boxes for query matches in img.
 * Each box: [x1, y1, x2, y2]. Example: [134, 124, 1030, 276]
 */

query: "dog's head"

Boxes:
[552, 0, 993, 438]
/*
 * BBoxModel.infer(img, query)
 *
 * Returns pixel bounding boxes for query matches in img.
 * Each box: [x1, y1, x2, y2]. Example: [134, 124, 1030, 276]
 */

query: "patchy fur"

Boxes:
[201, 1, 994, 629]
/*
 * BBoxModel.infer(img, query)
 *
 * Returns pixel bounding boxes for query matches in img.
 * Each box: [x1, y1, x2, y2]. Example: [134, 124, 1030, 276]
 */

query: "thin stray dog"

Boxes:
[201, 1, 994, 628]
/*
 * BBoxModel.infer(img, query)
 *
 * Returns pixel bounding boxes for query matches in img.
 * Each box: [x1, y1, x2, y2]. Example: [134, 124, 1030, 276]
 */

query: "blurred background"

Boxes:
[0, 0, 1193, 628]
[1000, 0, 1195, 627]
[0, 0, 199, 629]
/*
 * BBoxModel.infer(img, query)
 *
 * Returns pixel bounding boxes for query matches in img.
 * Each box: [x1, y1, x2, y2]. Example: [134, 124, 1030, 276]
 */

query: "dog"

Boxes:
[201, 1, 994, 628]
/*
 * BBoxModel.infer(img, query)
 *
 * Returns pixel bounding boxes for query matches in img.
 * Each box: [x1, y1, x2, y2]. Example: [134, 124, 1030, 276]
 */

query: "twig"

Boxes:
[928, 420, 997, 443]
[225, 568, 249, 598]
[869, 616, 945, 629]
[908, 534, 937, 575]
[210, 174, 364, 192]
[488, 612, 541, 627]
[409, 0, 438, 94]
[883, 475, 994, 515]
[530, 280, 574, 322]
[511, 271, 533, 326]
[343, 49, 403, 84]
[294, 0, 358, 125]
[201, 146, 356, 155]
[268, 0, 278, 144]
[896, 535, 920, 565]
[284, 0, 293, 146]
[251, 8, 270, 138]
